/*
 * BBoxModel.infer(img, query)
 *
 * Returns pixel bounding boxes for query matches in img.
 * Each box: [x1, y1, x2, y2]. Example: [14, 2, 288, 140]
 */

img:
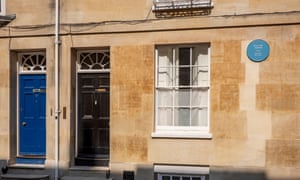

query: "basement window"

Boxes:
[158, 174, 208, 180]
[155, 165, 210, 180]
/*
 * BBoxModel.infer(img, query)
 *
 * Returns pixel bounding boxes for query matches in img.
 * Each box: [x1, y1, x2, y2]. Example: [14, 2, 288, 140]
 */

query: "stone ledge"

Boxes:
[69, 166, 109, 171]
[1, 174, 49, 180]
[61, 176, 113, 180]
[8, 164, 45, 169]
[0, 14, 16, 27]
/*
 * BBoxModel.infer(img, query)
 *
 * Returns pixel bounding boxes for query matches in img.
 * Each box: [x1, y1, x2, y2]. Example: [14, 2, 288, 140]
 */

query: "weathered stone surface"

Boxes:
[247, 111, 272, 139]
[111, 135, 148, 162]
[211, 139, 266, 167]
[271, 112, 300, 139]
[210, 166, 266, 180]
[110, 45, 154, 163]
[211, 41, 225, 63]
[0, 1, 300, 179]
[149, 139, 212, 165]
[224, 41, 242, 63]
[211, 111, 247, 139]
[257, 84, 300, 111]
[266, 140, 300, 167]
[219, 84, 240, 112]
[211, 63, 245, 84]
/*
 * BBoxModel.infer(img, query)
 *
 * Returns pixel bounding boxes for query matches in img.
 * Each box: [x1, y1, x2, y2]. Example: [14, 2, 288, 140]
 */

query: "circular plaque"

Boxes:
[247, 39, 270, 62]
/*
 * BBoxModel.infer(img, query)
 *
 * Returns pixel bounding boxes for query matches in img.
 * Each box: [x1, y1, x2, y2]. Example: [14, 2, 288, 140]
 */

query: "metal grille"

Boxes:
[158, 174, 207, 180]
[19, 52, 46, 73]
[153, 0, 213, 17]
[77, 50, 110, 72]
[154, 0, 212, 10]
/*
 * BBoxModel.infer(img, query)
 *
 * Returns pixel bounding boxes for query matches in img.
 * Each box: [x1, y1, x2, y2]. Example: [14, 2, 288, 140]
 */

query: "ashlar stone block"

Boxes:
[266, 140, 300, 167]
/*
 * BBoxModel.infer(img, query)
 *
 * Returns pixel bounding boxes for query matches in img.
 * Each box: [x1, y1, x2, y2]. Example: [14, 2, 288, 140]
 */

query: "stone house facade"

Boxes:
[0, 0, 300, 180]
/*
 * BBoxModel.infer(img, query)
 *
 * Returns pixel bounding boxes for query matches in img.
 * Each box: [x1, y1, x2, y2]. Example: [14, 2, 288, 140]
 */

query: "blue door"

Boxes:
[19, 74, 46, 156]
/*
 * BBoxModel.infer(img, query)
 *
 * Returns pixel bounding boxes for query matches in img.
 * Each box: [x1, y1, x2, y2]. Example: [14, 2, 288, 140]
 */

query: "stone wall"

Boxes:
[0, 0, 300, 179]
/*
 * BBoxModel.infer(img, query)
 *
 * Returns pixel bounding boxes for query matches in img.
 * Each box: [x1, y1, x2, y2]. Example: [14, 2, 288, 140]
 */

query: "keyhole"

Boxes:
[94, 92, 98, 105]
[22, 121, 27, 127]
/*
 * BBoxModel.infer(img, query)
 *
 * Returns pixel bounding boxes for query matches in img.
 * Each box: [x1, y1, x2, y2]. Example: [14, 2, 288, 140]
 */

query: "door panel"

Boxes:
[19, 74, 46, 155]
[78, 73, 110, 158]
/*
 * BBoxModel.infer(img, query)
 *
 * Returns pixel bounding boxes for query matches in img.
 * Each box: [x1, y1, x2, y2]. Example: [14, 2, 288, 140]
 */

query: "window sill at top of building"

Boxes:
[0, 14, 16, 27]
[152, 131, 212, 139]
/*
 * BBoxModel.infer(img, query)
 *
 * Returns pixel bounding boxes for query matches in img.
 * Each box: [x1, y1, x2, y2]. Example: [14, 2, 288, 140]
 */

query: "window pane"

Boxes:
[158, 89, 173, 106]
[158, 108, 173, 126]
[173, 176, 180, 180]
[158, 47, 173, 66]
[162, 176, 171, 180]
[193, 45, 209, 66]
[182, 177, 190, 180]
[192, 89, 208, 107]
[192, 66, 208, 86]
[191, 109, 199, 126]
[175, 108, 190, 126]
[192, 89, 201, 107]
[179, 48, 190, 65]
[175, 89, 190, 107]
[192, 45, 209, 86]
[200, 108, 208, 126]
[192, 177, 201, 180]
[191, 108, 208, 126]
[158, 67, 173, 87]
[177, 48, 191, 86]
[178, 67, 191, 86]
[158, 47, 173, 87]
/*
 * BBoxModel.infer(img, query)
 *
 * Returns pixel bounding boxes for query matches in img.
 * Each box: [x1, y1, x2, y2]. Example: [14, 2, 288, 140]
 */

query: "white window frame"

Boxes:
[153, 44, 212, 139]
[0, 0, 6, 16]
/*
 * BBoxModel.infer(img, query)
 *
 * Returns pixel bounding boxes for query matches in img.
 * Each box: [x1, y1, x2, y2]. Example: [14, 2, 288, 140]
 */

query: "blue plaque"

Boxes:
[247, 39, 270, 62]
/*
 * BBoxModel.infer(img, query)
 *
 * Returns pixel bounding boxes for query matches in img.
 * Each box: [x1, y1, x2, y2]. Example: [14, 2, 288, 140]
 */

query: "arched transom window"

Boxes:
[77, 50, 110, 72]
[19, 52, 46, 73]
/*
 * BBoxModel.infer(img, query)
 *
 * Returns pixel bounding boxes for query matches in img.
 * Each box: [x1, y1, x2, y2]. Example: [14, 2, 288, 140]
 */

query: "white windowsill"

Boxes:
[152, 131, 212, 139]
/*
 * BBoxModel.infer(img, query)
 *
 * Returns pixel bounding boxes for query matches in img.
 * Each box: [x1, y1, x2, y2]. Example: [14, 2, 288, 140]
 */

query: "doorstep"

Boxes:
[61, 176, 113, 180]
[1, 174, 49, 180]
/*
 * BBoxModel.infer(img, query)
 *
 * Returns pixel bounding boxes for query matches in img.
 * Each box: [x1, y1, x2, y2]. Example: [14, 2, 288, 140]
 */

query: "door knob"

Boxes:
[22, 121, 27, 127]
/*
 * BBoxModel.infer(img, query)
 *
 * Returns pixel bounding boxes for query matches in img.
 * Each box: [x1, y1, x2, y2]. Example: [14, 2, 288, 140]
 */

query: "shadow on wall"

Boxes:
[210, 167, 300, 180]
[0, 161, 152, 180]
[112, 164, 154, 180]
[135, 165, 154, 180]
[210, 167, 267, 180]
[0, 160, 57, 180]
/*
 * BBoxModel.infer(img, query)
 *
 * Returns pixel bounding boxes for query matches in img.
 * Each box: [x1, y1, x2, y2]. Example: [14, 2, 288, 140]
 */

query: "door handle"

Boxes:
[22, 121, 27, 127]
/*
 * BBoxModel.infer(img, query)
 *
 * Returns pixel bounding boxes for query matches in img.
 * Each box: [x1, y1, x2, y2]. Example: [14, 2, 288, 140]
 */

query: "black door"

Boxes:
[76, 73, 110, 166]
